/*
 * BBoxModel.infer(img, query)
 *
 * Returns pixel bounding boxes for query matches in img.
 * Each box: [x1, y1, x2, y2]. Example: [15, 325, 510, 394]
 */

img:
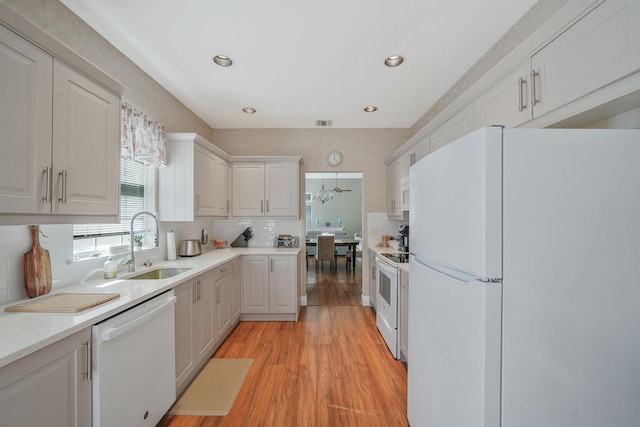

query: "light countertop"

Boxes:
[0, 247, 300, 369]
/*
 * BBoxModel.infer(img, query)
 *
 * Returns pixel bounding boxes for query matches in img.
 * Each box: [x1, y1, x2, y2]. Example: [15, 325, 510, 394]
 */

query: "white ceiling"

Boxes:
[61, 0, 538, 129]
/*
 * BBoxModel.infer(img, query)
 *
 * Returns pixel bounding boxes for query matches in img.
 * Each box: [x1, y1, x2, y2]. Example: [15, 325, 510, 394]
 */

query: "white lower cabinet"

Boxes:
[174, 262, 238, 395]
[213, 264, 233, 338]
[231, 258, 242, 322]
[0, 328, 91, 426]
[241, 254, 299, 321]
[174, 271, 215, 395]
[400, 270, 409, 362]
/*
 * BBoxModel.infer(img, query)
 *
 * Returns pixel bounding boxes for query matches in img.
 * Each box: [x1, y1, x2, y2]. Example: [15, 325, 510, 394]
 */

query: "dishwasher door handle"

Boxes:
[101, 295, 176, 342]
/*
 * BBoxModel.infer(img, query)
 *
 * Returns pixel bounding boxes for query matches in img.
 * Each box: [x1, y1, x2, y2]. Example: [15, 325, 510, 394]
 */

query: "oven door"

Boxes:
[375, 256, 399, 358]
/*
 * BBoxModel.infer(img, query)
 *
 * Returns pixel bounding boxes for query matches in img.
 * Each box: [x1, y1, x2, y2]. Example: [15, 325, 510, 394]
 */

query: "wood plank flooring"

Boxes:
[159, 257, 408, 427]
[306, 256, 362, 306]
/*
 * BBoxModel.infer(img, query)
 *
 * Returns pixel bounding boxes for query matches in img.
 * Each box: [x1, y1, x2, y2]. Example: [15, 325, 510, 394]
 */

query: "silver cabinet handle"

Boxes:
[221, 266, 231, 273]
[266, 200, 269, 213]
[518, 77, 527, 112]
[58, 169, 68, 203]
[530, 70, 540, 108]
[270, 259, 274, 273]
[260, 200, 264, 213]
[215, 288, 220, 304]
[84, 340, 92, 381]
[42, 166, 52, 203]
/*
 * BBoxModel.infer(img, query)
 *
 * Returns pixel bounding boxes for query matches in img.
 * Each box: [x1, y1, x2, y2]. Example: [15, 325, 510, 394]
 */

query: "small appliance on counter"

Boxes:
[231, 227, 253, 247]
[399, 225, 409, 253]
[178, 239, 202, 257]
[275, 235, 299, 248]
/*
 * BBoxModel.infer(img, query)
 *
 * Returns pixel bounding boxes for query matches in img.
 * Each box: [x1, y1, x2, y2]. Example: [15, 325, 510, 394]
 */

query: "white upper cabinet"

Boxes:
[430, 103, 474, 153]
[476, 0, 640, 129]
[0, 26, 120, 221]
[160, 133, 229, 221]
[475, 61, 532, 128]
[530, 0, 640, 117]
[232, 161, 299, 217]
[0, 24, 53, 215]
[52, 60, 120, 216]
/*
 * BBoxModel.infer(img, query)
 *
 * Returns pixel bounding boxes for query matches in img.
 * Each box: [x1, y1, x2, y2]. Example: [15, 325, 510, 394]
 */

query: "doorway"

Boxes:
[304, 172, 363, 306]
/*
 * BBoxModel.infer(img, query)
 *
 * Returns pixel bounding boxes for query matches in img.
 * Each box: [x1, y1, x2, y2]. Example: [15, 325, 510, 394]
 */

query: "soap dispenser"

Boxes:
[103, 256, 117, 279]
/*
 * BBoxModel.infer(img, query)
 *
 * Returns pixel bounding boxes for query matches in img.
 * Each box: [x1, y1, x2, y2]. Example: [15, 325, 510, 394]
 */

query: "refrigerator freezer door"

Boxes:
[502, 129, 640, 426]
[410, 127, 502, 279]
[408, 257, 502, 427]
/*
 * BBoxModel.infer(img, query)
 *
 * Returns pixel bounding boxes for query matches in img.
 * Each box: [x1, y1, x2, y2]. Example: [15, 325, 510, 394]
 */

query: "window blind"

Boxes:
[73, 157, 145, 238]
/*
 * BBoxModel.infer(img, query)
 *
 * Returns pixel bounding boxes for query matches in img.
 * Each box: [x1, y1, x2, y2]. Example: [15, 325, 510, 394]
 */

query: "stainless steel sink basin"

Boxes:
[128, 268, 192, 280]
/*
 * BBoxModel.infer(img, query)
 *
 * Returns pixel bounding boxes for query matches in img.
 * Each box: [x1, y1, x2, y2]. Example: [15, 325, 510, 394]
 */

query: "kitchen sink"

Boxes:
[128, 267, 192, 280]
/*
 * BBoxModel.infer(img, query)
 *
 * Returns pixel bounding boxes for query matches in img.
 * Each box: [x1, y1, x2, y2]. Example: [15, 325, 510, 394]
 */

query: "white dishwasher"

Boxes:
[92, 290, 176, 427]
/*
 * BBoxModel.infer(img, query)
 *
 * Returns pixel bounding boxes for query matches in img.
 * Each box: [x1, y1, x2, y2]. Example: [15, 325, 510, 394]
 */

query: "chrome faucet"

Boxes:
[122, 211, 159, 272]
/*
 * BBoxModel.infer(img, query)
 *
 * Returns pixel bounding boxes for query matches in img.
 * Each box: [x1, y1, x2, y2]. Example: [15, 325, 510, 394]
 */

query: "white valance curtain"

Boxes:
[121, 102, 167, 167]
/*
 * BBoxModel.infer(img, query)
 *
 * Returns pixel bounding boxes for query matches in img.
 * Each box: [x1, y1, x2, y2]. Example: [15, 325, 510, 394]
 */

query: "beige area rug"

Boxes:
[169, 358, 253, 416]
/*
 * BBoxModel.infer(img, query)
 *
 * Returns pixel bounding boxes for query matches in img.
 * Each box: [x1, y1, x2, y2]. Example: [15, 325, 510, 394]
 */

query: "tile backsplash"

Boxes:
[212, 219, 304, 248]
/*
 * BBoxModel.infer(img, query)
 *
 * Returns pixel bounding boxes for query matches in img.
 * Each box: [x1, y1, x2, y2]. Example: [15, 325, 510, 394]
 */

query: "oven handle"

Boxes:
[375, 256, 398, 277]
[101, 296, 176, 341]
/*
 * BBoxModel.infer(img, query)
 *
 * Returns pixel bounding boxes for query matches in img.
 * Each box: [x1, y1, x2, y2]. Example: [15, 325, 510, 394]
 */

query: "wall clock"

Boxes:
[327, 151, 342, 166]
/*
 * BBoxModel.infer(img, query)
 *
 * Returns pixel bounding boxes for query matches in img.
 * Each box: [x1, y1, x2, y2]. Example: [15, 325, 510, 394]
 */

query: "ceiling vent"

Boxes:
[315, 120, 333, 127]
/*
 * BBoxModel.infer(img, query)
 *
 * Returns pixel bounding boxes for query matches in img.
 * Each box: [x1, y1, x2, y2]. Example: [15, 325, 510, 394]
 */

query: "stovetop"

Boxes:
[379, 252, 409, 264]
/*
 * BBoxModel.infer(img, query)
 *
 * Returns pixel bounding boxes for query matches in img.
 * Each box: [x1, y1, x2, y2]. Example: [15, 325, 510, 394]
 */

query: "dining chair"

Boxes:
[315, 235, 336, 273]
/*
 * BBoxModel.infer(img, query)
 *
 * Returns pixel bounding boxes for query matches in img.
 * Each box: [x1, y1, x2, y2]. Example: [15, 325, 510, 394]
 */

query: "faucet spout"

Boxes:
[127, 211, 159, 273]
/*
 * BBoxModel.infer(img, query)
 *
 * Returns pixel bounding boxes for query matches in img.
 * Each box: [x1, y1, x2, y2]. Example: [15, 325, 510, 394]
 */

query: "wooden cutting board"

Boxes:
[5, 293, 120, 313]
[23, 225, 52, 298]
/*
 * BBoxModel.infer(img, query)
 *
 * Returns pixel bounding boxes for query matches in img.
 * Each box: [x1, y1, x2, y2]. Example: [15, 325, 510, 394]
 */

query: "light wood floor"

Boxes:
[159, 257, 408, 427]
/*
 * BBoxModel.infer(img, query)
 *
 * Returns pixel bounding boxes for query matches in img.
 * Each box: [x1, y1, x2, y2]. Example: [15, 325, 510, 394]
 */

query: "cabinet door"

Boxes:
[174, 280, 197, 392]
[414, 135, 431, 163]
[52, 60, 119, 216]
[400, 274, 409, 361]
[242, 255, 269, 313]
[0, 25, 52, 214]
[475, 61, 531, 129]
[196, 273, 215, 361]
[232, 162, 265, 216]
[214, 272, 232, 336]
[231, 258, 242, 321]
[386, 162, 398, 217]
[265, 162, 299, 217]
[269, 256, 297, 313]
[369, 252, 377, 309]
[531, 0, 640, 118]
[215, 158, 228, 216]
[430, 103, 474, 152]
[194, 143, 218, 216]
[0, 328, 91, 427]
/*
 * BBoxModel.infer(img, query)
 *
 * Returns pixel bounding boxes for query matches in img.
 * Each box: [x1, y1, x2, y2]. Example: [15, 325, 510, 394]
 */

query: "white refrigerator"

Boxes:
[408, 126, 640, 427]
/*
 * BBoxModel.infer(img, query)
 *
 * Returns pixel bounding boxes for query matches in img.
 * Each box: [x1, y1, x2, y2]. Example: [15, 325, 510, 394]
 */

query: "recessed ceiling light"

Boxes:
[213, 55, 232, 67]
[243, 107, 256, 114]
[364, 106, 377, 112]
[384, 55, 404, 67]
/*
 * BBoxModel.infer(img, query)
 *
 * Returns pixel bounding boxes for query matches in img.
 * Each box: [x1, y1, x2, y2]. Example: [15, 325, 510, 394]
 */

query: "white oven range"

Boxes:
[375, 253, 408, 359]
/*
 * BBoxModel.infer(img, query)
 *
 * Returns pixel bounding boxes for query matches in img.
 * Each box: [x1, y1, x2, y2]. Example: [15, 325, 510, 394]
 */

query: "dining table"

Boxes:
[306, 238, 359, 271]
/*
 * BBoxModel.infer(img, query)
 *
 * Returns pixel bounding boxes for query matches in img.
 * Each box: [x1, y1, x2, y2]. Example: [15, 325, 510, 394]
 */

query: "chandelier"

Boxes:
[314, 184, 333, 204]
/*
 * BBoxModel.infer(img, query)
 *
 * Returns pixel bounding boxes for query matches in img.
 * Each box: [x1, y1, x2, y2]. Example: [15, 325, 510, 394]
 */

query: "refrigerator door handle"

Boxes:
[411, 255, 487, 285]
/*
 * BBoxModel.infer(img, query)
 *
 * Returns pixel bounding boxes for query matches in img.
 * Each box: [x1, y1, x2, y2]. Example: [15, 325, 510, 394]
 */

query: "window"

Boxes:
[73, 157, 150, 260]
